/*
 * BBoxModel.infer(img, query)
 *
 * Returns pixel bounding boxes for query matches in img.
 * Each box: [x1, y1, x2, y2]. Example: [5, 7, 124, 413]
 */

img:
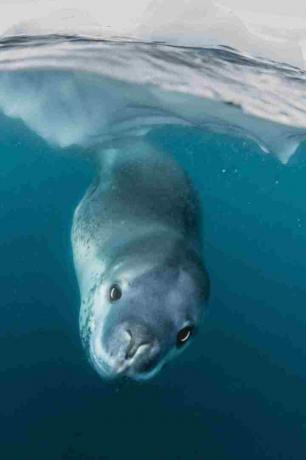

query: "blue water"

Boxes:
[1, 102, 306, 459]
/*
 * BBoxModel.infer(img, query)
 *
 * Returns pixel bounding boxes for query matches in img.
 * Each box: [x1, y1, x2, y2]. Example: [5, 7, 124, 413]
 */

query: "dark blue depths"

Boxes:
[1, 112, 306, 460]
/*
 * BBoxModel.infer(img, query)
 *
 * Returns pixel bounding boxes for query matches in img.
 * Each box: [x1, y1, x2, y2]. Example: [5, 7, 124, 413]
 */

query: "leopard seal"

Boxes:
[71, 142, 209, 381]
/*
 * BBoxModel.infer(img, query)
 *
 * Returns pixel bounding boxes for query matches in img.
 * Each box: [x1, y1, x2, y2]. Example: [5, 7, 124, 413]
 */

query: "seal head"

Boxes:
[85, 246, 209, 381]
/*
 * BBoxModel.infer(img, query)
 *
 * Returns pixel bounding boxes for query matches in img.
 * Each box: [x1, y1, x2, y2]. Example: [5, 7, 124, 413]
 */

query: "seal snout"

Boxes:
[107, 322, 161, 378]
[124, 328, 150, 360]
[122, 323, 158, 369]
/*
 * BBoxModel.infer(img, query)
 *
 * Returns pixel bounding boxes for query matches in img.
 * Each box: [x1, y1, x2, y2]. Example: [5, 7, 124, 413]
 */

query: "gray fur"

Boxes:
[72, 142, 209, 381]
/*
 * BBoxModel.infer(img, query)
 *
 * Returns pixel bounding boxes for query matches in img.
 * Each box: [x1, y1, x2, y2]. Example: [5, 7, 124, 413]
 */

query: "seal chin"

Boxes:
[126, 359, 165, 382]
[90, 349, 162, 381]
[89, 327, 162, 381]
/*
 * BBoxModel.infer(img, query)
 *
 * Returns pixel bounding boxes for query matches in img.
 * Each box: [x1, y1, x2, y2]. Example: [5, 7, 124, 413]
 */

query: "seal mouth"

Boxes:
[91, 345, 158, 380]
[89, 327, 162, 381]
[115, 343, 152, 375]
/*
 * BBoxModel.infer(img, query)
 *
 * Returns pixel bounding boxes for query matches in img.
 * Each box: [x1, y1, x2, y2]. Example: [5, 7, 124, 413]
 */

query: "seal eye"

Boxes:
[176, 326, 193, 347]
[109, 284, 122, 302]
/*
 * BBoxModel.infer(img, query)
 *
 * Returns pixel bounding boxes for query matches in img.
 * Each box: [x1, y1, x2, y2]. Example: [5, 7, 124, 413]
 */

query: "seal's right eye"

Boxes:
[176, 326, 193, 347]
[109, 284, 122, 302]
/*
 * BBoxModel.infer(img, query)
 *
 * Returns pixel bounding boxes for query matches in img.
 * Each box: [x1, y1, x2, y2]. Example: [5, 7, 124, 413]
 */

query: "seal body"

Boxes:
[72, 142, 209, 380]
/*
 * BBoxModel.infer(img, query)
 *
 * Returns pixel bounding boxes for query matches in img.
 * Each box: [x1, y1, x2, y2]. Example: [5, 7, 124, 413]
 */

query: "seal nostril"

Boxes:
[125, 329, 135, 359]
[126, 343, 137, 360]
[125, 329, 132, 340]
[126, 341, 151, 360]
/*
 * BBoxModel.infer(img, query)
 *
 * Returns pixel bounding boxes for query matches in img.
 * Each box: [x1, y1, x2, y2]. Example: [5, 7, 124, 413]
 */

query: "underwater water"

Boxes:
[1, 14, 306, 460]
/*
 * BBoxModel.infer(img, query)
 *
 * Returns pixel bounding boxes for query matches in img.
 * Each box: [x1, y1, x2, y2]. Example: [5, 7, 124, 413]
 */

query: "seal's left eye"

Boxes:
[109, 284, 122, 302]
[176, 326, 193, 347]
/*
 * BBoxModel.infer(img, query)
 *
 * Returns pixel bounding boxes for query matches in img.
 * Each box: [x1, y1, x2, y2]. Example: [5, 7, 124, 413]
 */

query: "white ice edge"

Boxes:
[0, 65, 304, 165]
[1, 0, 306, 69]
[0, 0, 305, 164]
